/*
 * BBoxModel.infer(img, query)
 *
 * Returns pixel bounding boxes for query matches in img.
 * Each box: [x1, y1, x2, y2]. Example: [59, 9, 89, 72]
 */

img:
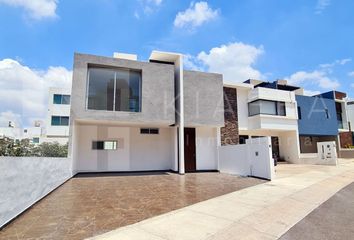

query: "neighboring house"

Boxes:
[68, 52, 224, 174]
[0, 121, 44, 144]
[296, 94, 338, 157]
[223, 79, 301, 163]
[222, 79, 353, 163]
[339, 99, 354, 148]
[347, 100, 354, 131]
[44, 88, 71, 144]
[315, 91, 351, 149]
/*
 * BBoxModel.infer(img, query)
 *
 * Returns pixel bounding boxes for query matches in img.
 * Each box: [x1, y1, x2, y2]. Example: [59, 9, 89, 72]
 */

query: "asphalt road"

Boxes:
[280, 181, 354, 240]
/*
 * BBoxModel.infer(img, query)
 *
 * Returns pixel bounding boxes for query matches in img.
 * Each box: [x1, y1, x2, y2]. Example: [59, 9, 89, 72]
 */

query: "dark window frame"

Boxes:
[86, 66, 142, 113]
[53, 94, 71, 105]
[92, 140, 118, 150]
[140, 128, 159, 135]
[51, 116, 70, 126]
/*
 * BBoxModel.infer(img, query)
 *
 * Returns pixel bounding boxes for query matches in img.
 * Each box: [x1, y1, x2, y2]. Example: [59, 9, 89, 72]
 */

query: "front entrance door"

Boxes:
[271, 137, 280, 165]
[184, 128, 196, 172]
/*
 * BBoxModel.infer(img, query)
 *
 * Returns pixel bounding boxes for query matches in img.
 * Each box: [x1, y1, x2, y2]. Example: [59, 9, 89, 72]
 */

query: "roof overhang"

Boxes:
[224, 82, 254, 89]
[149, 51, 182, 64]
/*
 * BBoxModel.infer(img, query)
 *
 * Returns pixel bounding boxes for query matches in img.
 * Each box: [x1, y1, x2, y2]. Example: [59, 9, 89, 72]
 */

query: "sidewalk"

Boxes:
[89, 159, 354, 240]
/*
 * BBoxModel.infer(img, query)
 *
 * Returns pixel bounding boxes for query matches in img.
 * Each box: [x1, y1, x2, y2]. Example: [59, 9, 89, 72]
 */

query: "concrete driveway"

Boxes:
[0, 172, 265, 240]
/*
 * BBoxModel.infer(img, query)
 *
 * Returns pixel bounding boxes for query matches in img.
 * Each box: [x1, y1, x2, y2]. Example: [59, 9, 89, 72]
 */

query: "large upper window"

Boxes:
[87, 67, 142, 112]
[248, 100, 286, 116]
[53, 94, 71, 104]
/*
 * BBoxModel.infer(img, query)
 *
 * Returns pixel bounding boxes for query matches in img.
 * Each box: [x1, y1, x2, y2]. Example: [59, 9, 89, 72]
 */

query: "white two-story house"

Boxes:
[68, 51, 224, 174]
[224, 79, 302, 163]
[44, 87, 71, 144]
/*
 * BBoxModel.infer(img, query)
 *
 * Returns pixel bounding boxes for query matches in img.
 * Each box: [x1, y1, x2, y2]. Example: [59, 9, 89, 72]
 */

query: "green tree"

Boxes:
[0, 138, 68, 157]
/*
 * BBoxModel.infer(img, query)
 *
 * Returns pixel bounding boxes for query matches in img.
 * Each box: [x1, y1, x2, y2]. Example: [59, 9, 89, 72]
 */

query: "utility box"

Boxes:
[317, 141, 338, 165]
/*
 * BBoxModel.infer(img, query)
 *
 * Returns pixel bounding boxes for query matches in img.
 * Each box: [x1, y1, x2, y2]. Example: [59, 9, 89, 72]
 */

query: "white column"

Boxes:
[177, 56, 185, 174]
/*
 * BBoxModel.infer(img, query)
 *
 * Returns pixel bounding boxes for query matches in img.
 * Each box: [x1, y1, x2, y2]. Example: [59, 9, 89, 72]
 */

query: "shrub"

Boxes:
[0, 138, 68, 157]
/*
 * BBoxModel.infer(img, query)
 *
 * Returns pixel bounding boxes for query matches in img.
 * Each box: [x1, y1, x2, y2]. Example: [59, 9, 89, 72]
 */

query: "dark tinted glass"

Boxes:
[88, 68, 115, 111]
[51, 116, 60, 126]
[140, 128, 150, 134]
[62, 95, 71, 104]
[53, 94, 62, 104]
[149, 128, 159, 134]
[61, 117, 69, 126]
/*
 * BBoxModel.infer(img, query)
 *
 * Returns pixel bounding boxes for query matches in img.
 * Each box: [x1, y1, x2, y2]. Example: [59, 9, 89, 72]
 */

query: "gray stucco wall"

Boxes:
[71, 53, 175, 126]
[0, 157, 72, 228]
[183, 70, 224, 127]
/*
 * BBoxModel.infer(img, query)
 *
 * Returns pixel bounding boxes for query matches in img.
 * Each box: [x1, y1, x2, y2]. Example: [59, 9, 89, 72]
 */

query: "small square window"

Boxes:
[32, 137, 40, 144]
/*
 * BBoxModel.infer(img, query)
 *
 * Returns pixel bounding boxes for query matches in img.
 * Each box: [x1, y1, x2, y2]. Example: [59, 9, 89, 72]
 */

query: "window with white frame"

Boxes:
[92, 140, 118, 150]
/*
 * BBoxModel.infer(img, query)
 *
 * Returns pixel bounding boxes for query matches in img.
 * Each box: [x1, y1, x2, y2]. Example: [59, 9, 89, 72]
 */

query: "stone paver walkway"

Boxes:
[90, 159, 354, 240]
[0, 172, 264, 240]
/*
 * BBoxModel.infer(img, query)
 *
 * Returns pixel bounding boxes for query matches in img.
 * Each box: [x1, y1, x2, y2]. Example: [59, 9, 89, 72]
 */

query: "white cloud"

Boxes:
[315, 0, 331, 14]
[348, 71, 354, 77]
[286, 58, 349, 90]
[136, 0, 163, 16]
[183, 54, 203, 71]
[0, 59, 72, 127]
[194, 42, 264, 82]
[174, 1, 219, 29]
[286, 70, 339, 89]
[319, 58, 351, 69]
[0, 0, 58, 20]
[0, 111, 22, 128]
[303, 90, 321, 96]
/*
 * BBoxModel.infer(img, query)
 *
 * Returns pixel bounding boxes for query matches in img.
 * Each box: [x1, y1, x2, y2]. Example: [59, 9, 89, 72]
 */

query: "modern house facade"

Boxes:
[68, 52, 224, 174]
[67, 51, 353, 174]
[223, 80, 301, 163]
[296, 93, 339, 161]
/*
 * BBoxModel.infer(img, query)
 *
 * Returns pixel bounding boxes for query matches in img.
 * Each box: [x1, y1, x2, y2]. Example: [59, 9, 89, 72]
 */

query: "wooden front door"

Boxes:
[184, 128, 196, 172]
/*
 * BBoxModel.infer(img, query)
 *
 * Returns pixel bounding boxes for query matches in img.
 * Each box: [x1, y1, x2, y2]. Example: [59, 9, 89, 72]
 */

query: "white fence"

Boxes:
[0, 157, 72, 228]
[219, 137, 274, 180]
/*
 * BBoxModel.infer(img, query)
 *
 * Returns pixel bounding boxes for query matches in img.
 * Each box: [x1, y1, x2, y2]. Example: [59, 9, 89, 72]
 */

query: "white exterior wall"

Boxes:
[248, 87, 296, 104]
[237, 88, 249, 130]
[278, 130, 300, 163]
[196, 127, 218, 170]
[46, 88, 71, 143]
[219, 137, 274, 180]
[130, 127, 174, 171]
[348, 103, 354, 130]
[75, 125, 175, 172]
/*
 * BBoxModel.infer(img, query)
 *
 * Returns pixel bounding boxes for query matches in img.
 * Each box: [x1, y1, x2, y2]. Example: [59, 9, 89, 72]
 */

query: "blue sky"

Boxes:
[0, 0, 353, 127]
